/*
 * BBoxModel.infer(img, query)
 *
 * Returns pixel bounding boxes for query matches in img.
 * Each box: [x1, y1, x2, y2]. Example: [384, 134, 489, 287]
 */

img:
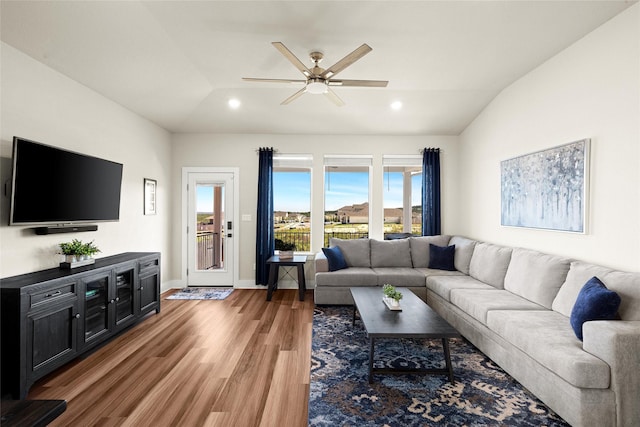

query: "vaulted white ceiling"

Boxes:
[1, 1, 635, 135]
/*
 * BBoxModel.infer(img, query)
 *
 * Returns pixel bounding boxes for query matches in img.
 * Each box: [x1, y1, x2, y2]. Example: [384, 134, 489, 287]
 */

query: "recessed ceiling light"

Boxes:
[390, 101, 403, 111]
[228, 98, 241, 109]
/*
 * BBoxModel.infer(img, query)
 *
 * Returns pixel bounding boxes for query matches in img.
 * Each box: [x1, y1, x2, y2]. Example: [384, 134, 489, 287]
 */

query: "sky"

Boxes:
[196, 184, 222, 213]
[196, 172, 422, 213]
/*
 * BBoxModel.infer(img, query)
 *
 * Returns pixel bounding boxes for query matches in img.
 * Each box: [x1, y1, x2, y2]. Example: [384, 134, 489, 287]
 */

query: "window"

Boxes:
[383, 155, 422, 237]
[324, 155, 372, 246]
[273, 154, 312, 252]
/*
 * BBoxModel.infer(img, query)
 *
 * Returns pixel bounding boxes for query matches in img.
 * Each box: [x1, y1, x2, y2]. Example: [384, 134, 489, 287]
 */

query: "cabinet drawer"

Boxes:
[138, 258, 159, 273]
[29, 283, 76, 309]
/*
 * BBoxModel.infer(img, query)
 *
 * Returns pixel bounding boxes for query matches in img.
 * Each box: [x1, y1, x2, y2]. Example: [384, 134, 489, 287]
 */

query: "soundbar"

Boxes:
[34, 225, 98, 235]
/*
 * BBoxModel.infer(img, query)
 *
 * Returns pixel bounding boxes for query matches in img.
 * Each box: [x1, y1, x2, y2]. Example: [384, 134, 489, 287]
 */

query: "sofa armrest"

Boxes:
[582, 320, 640, 426]
[315, 251, 329, 273]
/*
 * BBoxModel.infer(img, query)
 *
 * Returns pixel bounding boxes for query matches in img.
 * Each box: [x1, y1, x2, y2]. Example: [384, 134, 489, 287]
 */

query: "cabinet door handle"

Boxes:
[45, 290, 62, 298]
[75, 313, 81, 319]
[110, 299, 115, 304]
[140, 286, 144, 291]
[115, 297, 120, 302]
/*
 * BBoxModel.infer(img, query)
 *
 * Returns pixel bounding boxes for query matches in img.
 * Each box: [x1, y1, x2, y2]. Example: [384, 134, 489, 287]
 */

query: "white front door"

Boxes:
[185, 170, 236, 287]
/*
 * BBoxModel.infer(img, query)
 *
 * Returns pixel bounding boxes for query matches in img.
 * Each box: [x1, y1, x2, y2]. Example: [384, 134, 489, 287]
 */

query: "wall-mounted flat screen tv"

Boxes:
[9, 137, 123, 226]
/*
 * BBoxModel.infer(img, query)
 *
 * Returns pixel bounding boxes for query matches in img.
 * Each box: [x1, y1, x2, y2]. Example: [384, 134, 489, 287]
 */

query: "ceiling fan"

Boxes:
[242, 42, 388, 106]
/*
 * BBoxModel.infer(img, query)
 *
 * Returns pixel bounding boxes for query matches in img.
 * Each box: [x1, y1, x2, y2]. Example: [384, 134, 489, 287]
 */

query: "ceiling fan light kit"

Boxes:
[243, 42, 388, 106]
[306, 79, 328, 94]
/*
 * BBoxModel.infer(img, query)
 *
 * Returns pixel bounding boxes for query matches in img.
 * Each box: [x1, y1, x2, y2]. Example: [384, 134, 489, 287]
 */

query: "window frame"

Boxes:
[323, 155, 373, 245]
[382, 155, 423, 237]
[273, 154, 313, 254]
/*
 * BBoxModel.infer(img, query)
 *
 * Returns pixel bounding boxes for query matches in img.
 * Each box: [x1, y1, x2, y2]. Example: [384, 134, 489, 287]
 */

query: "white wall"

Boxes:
[170, 134, 459, 286]
[458, 4, 640, 272]
[0, 43, 173, 283]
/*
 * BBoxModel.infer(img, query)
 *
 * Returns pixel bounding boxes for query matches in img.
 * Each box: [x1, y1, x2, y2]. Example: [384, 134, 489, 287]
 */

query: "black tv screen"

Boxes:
[9, 137, 123, 225]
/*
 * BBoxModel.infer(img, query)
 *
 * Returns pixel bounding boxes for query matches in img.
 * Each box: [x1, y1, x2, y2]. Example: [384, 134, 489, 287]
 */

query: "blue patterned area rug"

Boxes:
[309, 306, 569, 426]
[165, 287, 234, 300]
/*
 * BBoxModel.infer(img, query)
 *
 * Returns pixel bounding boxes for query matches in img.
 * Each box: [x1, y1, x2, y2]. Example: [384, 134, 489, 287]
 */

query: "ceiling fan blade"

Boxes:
[243, 77, 306, 84]
[324, 87, 345, 107]
[272, 42, 312, 78]
[328, 79, 388, 87]
[281, 86, 307, 105]
[320, 44, 372, 79]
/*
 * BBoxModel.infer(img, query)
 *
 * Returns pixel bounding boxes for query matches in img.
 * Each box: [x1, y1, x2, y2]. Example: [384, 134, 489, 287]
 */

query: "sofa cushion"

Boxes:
[370, 239, 412, 268]
[450, 288, 545, 325]
[426, 275, 495, 302]
[487, 310, 611, 389]
[428, 244, 456, 271]
[372, 267, 427, 287]
[448, 236, 477, 274]
[503, 248, 571, 309]
[553, 261, 640, 321]
[329, 238, 370, 268]
[409, 235, 451, 268]
[468, 243, 512, 288]
[315, 267, 378, 287]
[570, 277, 621, 341]
[321, 246, 348, 272]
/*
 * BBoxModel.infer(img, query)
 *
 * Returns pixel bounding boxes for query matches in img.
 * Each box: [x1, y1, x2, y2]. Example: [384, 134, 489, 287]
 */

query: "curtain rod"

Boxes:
[255, 147, 278, 153]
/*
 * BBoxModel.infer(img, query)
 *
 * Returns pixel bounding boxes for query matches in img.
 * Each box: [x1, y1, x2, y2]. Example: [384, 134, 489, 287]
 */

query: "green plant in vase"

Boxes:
[59, 239, 101, 262]
[383, 284, 403, 306]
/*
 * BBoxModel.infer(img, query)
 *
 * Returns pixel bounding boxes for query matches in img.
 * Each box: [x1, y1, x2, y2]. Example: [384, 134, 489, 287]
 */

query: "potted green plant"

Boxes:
[59, 239, 100, 268]
[382, 284, 403, 309]
[275, 239, 296, 259]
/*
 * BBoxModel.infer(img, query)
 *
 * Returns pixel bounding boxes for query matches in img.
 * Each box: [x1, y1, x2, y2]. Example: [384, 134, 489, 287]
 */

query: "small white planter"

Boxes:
[383, 296, 402, 311]
[60, 255, 95, 269]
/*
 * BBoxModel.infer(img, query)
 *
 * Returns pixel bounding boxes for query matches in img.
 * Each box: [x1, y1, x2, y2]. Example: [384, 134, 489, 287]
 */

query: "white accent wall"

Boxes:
[170, 134, 459, 285]
[0, 43, 173, 282]
[458, 4, 639, 272]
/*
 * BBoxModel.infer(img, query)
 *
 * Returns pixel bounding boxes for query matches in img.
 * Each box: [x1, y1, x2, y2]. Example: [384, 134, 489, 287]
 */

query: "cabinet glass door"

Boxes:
[115, 270, 135, 326]
[83, 274, 109, 342]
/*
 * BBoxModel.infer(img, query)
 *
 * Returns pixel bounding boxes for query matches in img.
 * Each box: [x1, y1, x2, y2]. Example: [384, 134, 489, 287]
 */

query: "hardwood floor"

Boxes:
[28, 289, 315, 427]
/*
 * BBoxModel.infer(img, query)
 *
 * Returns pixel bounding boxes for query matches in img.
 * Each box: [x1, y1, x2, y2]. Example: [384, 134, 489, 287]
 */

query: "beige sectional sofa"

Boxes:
[314, 236, 640, 427]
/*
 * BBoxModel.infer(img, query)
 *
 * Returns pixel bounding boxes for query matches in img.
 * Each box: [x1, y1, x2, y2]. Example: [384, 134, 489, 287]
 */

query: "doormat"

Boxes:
[165, 287, 234, 300]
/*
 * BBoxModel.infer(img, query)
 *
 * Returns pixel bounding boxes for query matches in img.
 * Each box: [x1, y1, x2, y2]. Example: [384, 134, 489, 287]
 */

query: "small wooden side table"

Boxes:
[266, 255, 307, 301]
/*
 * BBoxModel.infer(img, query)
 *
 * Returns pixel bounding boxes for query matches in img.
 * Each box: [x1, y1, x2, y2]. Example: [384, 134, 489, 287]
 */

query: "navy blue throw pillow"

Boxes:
[322, 246, 348, 272]
[570, 276, 621, 341]
[428, 244, 456, 271]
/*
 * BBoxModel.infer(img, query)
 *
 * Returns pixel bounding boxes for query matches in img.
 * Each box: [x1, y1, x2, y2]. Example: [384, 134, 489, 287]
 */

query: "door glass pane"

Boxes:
[85, 276, 108, 341]
[195, 183, 225, 271]
[115, 270, 134, 323]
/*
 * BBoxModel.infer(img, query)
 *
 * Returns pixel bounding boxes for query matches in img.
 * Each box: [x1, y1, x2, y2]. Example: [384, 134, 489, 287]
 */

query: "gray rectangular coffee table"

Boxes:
[350, 286, 461, 383]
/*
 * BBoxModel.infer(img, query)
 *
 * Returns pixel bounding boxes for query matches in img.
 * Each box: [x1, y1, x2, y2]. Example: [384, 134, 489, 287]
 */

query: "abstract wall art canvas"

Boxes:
[501, 139, 589, 233]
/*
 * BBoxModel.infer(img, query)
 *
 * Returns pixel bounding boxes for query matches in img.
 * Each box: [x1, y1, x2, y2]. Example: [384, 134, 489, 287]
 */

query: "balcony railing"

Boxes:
[274, 231, 311, 252]
[273, 231, 370, 251]
[197, 231, 220, 270]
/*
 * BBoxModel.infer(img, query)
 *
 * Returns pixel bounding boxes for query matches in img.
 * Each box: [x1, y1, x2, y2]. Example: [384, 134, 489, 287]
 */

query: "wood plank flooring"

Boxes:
[27, 289, 315, 427]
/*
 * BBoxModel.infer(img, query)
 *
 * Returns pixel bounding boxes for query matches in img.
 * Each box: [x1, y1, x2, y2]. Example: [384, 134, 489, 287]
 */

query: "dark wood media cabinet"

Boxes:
[1, 252, 161, 399]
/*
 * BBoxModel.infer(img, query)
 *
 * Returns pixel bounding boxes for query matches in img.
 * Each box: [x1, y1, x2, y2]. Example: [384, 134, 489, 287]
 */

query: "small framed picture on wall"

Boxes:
[144, 178, 157, 215]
